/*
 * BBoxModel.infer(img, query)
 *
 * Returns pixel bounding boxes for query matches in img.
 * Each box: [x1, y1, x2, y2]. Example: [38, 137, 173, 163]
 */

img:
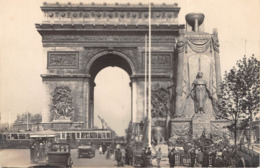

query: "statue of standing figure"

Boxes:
[190, 72, 211, 114]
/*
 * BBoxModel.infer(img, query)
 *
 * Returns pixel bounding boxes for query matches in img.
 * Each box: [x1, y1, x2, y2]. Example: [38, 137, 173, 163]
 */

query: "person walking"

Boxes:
[99, 145, 103, 155]
[196, 148, 203, 166]
[202, 149, 209, 167]
[190, 148, 196, 167]
[116, 148, 122, 167]
[121, 147, 126, 166]
[168, 148, 176, 167]
[215, 153, 223, 167]
[128, 146, 133, 165]
[146, 147, 152, 167]
[155, 147, 162, 167]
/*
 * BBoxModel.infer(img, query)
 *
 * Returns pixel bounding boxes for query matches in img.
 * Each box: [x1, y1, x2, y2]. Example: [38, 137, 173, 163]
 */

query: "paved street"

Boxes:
[0, 149, 135, 168]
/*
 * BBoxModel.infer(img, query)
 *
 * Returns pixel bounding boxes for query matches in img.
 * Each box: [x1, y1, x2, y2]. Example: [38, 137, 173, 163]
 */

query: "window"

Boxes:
[106, 133, 111, 139]
[81, 132, 90, 139]
[19, 134, 25, 139]
[76, 132, 80, 139]
[7, 134, 11, 140]
[25, 134, 30, 139]
[62, 133, 66, 139]
[90, 132, 97, 138]
[11, 134, 18, 139]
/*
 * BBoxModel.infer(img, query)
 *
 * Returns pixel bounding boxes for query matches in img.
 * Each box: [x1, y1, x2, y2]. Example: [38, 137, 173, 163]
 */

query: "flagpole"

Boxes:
[144, 35, 147, 118]
[148, 0, 152, 148]
[27, 111, 29, 130]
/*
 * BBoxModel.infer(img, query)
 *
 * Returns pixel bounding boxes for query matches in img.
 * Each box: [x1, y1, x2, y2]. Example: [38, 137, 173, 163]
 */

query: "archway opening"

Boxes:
[88, 53, 133, 136]
[94, 67, 131, 136]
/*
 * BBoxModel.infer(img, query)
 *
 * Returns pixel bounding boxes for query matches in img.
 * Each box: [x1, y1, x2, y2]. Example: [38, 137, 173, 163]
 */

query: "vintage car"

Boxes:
[47, 143, 73, 168]
[77, 145, 95, 158]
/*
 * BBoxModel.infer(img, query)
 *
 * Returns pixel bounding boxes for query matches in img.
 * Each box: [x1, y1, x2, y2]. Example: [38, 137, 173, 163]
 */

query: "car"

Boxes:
[78, 145, 95, 158]
[47, 143, 73, 168]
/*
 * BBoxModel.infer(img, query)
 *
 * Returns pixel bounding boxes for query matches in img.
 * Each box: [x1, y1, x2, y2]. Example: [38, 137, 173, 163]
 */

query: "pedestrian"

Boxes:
[215, 153, 223, 167]
[202, 149, 209, 167]
[168, 148, 176, 167]
[222, 148, 229, 167]
[121, 147, 126, 166]
[128, 146, 133, 165]
[156, 147, 162, 167]
[190, 148, 196, 167]
[179, 149, 184, 166]
[141, 148, 147, 167]
[99, 145, 103, 154]
[146, 147, 152, 167]
[210, 148, 216, 167]
[106, 146, 110, 159]
[125, 145, 129, 165]
[196, 148, 203, 166]
[116, 148, 122, 167]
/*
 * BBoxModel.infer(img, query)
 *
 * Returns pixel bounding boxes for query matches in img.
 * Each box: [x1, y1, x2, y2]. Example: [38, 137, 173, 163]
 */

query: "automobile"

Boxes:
[77, 145, 96, 158]
[47, 143, 73, 168]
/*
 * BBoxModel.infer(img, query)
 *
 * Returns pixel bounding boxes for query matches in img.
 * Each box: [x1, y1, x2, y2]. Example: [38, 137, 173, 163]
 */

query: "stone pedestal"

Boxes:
[192, 114, 211, 138]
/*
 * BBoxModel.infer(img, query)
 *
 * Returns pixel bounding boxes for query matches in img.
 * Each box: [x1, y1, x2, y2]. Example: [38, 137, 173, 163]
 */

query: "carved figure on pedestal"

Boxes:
[51, 86, 74, 121]
[189, 72, 211, 114]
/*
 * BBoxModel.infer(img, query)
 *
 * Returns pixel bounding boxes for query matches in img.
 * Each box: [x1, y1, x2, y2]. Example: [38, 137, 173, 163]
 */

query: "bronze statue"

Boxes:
[190, 72, 211, 114]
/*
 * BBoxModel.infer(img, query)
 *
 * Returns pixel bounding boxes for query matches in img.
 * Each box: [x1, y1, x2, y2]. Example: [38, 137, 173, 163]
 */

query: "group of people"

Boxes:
[141, 146, 153, 167]
[115, 146, 133, 167]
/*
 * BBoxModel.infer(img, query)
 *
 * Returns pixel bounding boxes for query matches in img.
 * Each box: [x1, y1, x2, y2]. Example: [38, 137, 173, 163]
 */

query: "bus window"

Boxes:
[101, 133, 106, 138]
[25, 134, 30, 139]
[76, 132, 80, 139]
[81, 132, 87, 139]
[62, 133, 66, 139]
[106, 133, 111, 139]
[19, 134, 26, 139]
[7, 134, 11, 140]
[90, 132, 97, 138]
[98, 133, 102, 138]
[11, 134, 18, 139]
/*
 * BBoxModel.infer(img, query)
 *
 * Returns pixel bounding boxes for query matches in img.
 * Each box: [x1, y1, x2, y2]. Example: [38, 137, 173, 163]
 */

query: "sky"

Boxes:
[0, 0, 259, 135]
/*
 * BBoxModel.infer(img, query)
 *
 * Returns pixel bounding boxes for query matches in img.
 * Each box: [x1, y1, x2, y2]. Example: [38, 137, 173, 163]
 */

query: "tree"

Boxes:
[125, 121, 132, 144]
[237, 55, 259, 145]
[219, 55, 259, 146]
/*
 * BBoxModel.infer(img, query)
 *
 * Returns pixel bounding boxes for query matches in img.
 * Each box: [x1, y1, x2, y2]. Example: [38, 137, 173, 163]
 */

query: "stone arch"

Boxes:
[86, 50, 136, 77]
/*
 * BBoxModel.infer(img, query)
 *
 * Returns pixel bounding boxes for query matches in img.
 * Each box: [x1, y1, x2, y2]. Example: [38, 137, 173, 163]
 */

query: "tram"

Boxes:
[0, 131, 31, 148]
[0, 129, 113, 149]
[58, 129, 112, 148]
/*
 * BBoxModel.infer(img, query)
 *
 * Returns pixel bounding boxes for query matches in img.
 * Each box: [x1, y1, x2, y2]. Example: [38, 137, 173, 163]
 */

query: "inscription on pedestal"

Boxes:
[142, 52, 172, 68]
[192, 114, 211, 138]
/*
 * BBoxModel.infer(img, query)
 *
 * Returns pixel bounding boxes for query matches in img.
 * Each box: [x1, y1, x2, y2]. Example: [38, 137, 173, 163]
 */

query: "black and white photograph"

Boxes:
[0, 0, 259, 167]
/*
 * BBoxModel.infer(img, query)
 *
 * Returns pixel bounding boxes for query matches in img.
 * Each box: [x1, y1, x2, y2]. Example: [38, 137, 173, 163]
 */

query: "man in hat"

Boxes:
[168, 148, 176, 167]
[141, 148, 147, 167]
[146, 147, 152, 167]
[116, 148, 122, 167]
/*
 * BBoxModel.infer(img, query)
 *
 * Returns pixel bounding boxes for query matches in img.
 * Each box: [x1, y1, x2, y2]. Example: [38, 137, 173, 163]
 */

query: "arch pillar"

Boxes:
[130, 76, 137, 123]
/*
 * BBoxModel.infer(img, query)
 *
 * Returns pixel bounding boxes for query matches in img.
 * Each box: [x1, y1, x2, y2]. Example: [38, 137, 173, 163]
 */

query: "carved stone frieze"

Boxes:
[51, 86, 74, 121]
[151, 85, 170, 118]
[41, 3, 180, 24]
[42, 32, 176, 43]
[48, 51, 79, 69]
